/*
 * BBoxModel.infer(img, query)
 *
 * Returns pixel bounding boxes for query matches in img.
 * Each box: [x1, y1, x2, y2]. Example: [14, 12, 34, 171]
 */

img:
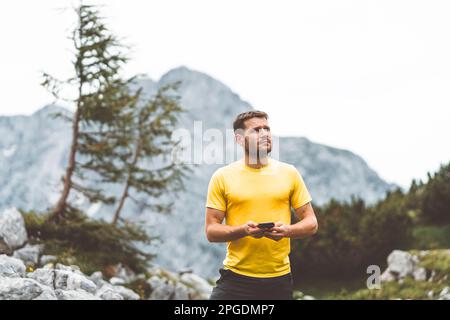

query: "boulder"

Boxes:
[149, 282, 175, 300]
[439, 287, 449, 298]
[109, 285, 140, 300]
[0, 255, 26, 278]
[95, 282, 140, 300]
[27, 267, 55, 288]
[13, 244, 43, 266]
[55, 289, 100, 300]
[109, 277, 125, 286]
[55, 263, 83, 275]
[0, 277, 55, 300]
[173, 283, 190, 300]
[180, 273, 213, 297]
[380, 268, 396, 282]
[95, 285, 124, 300]
[0, 208, 28, 253]
[33, 288, 58, 300]
[54, 269, 97, 294]
[39, 255, 57, 265]
[147, 275, 164, 290]
[386, 250, 418, 278]
[89, 271, 108, 287]
[412, 267, 427, 281]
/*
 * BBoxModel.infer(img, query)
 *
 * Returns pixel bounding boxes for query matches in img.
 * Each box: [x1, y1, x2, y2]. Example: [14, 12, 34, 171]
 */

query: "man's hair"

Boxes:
[233, 110, 268, 132]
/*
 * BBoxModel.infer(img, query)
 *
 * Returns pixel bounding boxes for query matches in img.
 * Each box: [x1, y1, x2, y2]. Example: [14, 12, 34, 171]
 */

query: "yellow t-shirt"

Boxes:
[205, 157, 312, 278]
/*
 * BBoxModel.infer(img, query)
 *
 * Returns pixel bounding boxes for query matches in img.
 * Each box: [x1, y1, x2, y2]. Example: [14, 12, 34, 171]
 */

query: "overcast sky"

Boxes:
[1, 0, 449, 188]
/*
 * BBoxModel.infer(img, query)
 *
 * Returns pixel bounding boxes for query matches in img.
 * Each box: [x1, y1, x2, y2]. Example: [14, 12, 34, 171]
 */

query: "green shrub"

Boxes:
[410, 224, 450, 249]
[421, 163, 450, 224]
[22, 208, 155, 275]
[290, 191, 413, 280]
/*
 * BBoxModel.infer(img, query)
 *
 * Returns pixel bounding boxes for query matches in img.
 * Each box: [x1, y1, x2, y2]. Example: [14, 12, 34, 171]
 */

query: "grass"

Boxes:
[317, 249, 450, 300]
[410, 224, 450, 250]
[331, 277, 448, 300]
[294, 273, 370, 299]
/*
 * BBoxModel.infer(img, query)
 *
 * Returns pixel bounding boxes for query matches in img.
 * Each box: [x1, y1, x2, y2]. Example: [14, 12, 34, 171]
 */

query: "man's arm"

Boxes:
[289, 202, 318, 239]
[264, 202, 318, 241]
[205, 207, 265, 242]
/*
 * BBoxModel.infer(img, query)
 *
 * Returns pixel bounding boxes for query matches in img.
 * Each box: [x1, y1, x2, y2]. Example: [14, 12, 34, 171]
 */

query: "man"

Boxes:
[205, 110, 318, 300]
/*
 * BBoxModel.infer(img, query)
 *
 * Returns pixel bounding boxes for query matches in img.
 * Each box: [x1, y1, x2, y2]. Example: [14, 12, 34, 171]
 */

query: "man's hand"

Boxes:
[245, 221, 265, 239]
[263, 222, 291, 241]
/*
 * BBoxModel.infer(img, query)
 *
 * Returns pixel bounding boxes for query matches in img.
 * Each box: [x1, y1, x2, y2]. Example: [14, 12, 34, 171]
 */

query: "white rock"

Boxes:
[110, 285, 140, 300]
[54, 269, 97, 294]
[95, 285, 124, 300]
[33, 287, 57, 300]
[293, 291, 305, 300]
[173, 283, 190, 300]
[380, 268, 396, 282]
[109, 276, 125, 285]
[387, 250, 418, 278]
[89, 271, 107, 287]
[55, 289, 100, 300]
[147, 275, 164, 289]
[55, 263, 82, 275]
[427, 290, 433, 298]
[303, 295, 316, 300]
[0, 277, 54, 300]
[0, 208, 28, 252]
[439, 294, 450, 300]
[0, 254, 26, 277]
[27, 267, 55, 288]
[149, 283, 175, 300]
[440, 287, 449, 297]
[412, 267, 427, 281]
[39, 255, 57, 265]
[13, 244, 43, 266]
[180, 273, 213, 296]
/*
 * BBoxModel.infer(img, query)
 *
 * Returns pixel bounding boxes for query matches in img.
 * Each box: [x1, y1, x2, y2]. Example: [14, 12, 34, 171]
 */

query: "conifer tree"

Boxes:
[42, 3, 186, 223]
[111, 82, 187, 226]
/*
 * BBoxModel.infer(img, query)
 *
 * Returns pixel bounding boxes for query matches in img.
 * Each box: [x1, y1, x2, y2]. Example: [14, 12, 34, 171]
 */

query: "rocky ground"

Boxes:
[0, 207, 213, 300]
[2, 206, 449, 300]
[328, 249, 450, 300]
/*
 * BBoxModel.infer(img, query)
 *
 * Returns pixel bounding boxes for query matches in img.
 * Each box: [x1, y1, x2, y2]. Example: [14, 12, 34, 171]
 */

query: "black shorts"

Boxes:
[209, 268, 294, 300]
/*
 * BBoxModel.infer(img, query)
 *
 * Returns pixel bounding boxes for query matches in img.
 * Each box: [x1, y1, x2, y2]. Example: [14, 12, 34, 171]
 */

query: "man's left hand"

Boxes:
[263, 222, 291, 241]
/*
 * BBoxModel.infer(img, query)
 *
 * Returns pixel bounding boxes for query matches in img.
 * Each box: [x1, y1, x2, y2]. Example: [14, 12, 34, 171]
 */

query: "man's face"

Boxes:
[236, 117, 272, 157]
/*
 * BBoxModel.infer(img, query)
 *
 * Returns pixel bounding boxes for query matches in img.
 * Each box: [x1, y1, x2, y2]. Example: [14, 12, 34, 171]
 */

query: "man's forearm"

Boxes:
[288, 217, 318, 239]
[206, 223, 247, 242]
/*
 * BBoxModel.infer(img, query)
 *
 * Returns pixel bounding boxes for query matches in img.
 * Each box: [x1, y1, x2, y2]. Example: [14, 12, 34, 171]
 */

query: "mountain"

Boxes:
[0, 66, 395, 277]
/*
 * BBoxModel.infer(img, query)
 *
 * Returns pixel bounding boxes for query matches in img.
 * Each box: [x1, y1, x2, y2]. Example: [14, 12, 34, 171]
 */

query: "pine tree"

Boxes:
[42, 3, 186, 223]
[42, 4, 133, 221]
[422, 163, 450, 223]
[111, 82, 188, 225]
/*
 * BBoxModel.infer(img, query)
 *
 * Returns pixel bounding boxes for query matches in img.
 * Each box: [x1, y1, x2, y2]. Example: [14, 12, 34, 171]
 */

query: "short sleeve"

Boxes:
[205, 170, 227, 211]
[290, 166, 312, 209]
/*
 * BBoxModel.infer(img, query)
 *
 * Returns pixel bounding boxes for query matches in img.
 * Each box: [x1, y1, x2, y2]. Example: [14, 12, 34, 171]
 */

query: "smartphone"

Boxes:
[257, 222, 275, 229]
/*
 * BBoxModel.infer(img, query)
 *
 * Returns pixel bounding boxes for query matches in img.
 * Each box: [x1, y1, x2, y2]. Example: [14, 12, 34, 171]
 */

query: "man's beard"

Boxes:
[244, 138, 272, 160]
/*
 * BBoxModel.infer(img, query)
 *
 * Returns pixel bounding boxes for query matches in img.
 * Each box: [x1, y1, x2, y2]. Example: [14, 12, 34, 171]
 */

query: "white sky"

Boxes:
[1, 0, 449, 188]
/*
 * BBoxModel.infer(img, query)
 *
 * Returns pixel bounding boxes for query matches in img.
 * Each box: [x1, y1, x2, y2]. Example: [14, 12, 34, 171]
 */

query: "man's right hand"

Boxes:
[244, 221, 264, 239]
